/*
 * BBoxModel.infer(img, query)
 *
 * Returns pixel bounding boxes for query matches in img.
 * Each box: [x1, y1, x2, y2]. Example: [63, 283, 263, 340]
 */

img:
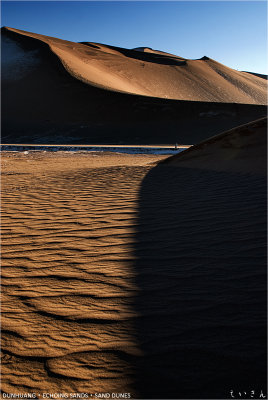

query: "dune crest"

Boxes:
[163, 117, 267, 174]
[2, 26, 267, 104]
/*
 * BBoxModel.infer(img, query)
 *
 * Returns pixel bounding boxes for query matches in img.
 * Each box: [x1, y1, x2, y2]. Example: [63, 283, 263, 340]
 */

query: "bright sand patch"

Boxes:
[1, 152, 167, 397]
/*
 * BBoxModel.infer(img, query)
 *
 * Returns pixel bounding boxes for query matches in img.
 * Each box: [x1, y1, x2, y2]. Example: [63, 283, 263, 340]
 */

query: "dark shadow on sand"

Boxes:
[133, 165, 267, 398]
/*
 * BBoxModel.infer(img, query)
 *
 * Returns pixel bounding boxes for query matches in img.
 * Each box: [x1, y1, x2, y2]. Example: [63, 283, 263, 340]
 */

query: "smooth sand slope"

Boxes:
[1, 26, 267, 144]
[2, 27, 267, 103]
[163, 116, 267, 174]
[1, 142, 267, 397]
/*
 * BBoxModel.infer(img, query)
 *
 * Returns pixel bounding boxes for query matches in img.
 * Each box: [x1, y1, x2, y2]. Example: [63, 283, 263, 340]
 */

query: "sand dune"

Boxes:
[163, 116, 267, 174]
[242, 71, 267, 80]
[2, 26, 267, 103]
[1, 26, 267, 144]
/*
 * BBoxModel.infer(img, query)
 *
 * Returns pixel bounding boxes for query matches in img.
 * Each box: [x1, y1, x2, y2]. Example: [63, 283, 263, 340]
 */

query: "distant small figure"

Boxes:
[175, 143, 178, 150]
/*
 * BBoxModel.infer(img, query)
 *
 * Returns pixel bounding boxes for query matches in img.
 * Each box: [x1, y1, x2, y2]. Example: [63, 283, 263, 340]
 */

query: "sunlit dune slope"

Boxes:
[2, 26, 267, 144]
[163, 117, 267, 174]
[2, 26, 267, 103]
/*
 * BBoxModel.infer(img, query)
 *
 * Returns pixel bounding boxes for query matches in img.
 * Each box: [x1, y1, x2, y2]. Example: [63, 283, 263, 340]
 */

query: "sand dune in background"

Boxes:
[2, 26, 267, 104]
[163, 117, 267, 174]
[2, 26, 267, 145]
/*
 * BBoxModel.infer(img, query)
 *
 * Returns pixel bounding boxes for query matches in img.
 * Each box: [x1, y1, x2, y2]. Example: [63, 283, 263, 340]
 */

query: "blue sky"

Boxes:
[1, 1, 267, 74]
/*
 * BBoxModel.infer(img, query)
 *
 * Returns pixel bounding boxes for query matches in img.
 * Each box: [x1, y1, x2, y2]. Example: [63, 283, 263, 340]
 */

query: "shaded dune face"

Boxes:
[1, 36, 41, 82]
[134, 164, 267, 398]
[132, 121, 267, 397]
[164, 117, 267, 175]
[1, 27, 267, 144]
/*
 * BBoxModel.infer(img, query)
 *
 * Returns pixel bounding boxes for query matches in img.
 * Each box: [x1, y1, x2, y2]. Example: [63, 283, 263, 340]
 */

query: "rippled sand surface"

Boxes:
[1, 152, 266, 399]
[1, 152, 165, 397]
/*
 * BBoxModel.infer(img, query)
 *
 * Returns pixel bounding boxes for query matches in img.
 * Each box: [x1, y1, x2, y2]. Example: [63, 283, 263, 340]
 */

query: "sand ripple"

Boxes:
[1, 152, 266, 398]
[1, 155, 153, 396]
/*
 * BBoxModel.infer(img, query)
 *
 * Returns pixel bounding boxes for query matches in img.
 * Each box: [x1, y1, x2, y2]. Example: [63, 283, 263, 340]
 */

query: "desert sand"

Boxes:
[2, 27, 267, 103]
[1, 145, 266, 398]
[163, 116, 267, 174]
[1, 153, 167, 398]
[1, 26, 267, 144]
